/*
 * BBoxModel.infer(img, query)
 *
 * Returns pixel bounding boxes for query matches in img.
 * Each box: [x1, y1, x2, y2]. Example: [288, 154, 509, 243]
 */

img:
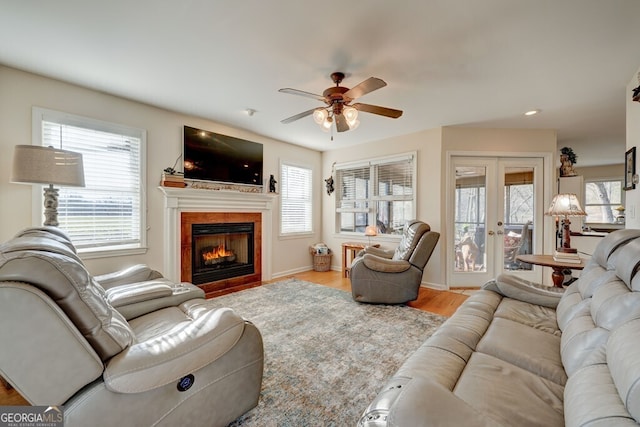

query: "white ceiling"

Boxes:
[1, 1, 639, 166]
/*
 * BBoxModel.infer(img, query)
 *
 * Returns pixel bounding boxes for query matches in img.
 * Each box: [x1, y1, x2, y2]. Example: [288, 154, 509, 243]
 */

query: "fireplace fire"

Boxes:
[202, 245, 236, 265]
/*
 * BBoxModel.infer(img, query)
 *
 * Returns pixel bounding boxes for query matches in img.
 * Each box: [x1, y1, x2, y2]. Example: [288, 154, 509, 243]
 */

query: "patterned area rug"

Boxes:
[204, 278, 446, 426]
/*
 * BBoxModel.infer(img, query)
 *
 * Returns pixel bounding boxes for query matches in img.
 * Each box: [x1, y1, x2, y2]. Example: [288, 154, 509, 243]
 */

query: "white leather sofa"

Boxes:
[360, 228, 640, 426]
[0, 227, 263, 427]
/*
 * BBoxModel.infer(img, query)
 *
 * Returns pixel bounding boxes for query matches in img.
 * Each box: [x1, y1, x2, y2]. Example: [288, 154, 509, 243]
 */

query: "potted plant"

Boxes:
[560, 147, 577, 177]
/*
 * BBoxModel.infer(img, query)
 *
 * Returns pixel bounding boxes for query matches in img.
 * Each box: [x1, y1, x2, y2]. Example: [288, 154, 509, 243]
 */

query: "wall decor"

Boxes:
[625, 147, 636, 190]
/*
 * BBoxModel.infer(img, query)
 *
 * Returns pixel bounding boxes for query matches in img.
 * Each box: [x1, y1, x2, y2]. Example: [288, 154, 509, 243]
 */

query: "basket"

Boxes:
[312, 253, 332, 272]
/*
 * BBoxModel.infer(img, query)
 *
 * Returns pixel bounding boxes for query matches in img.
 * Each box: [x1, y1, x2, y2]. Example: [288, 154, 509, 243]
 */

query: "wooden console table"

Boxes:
[515, 254, 584, 288]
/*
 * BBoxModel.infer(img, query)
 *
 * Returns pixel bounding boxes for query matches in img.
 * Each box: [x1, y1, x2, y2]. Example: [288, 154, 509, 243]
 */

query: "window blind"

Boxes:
[41, 119, 143, 250]
[335, 152, 416, 234]
[280, 163, 312, 234]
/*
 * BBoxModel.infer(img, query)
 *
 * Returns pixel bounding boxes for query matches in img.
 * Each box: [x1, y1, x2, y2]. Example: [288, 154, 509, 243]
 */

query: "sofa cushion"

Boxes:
[0, 230, 134, 360]
[392, 220, 430, 261]
[454, 352, 565, 426]
[476, 317, 566, 385]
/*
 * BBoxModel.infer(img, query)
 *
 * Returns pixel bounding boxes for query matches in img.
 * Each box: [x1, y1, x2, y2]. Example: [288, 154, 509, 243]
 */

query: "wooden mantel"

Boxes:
[159, 186, 276, 284]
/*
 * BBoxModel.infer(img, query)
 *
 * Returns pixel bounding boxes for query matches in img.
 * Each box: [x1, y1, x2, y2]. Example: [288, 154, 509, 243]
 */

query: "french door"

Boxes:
[448, 156, 544, 287]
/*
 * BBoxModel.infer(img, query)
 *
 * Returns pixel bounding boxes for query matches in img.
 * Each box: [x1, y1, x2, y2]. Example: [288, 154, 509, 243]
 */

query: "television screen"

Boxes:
[183, 126, 263, 186]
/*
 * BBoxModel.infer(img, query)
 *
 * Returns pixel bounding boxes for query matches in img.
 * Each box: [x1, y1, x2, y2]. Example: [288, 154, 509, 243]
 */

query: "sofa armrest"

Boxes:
[359, 376, 505, 427]
[482, 274, 564, 308]
[104, 307, 245, 393]
[362, 246, 394, 259]
[362, 254, 411, 273]
[105, 280, 174, 307]
[95, 264, 164, 290]
[106, 280, 205, 320]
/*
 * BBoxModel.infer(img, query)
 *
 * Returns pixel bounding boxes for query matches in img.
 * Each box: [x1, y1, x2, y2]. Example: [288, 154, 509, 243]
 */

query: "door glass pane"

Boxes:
[454, 166, 486, 272]
[503, 167, 534, 271]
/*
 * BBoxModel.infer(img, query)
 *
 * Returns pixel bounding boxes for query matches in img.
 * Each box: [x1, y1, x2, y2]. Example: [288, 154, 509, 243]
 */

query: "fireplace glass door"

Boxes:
[191, 222, 254, 285]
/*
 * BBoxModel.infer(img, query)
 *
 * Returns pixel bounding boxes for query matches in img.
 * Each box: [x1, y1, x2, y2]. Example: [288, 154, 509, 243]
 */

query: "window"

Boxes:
[335, 153, 415, 235]
[33, 107, 146, 256]
[280, 162, 313, 235]
[584, 179, 623, 224]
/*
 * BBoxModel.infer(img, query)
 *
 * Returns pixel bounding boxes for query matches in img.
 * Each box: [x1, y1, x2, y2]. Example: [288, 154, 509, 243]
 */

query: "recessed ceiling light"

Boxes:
[524, 109, 540, 116]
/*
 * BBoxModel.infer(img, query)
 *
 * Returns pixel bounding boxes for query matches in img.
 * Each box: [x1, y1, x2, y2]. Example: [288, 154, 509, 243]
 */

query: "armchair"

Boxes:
[350, 220, 440, 304]
[0, 227, 263, 427]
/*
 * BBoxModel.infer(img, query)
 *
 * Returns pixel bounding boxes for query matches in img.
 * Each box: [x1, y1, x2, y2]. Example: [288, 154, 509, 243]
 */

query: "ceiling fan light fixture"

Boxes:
[343, 106, 358, 124]
[322, 116, 333, 130]
[279, 72, 403, 136]
[313, 108, 328, 125]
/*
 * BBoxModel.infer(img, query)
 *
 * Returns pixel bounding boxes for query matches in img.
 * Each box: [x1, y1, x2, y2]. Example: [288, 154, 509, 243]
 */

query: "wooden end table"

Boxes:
[515, 254, 584, 288]
[342, 242, 379, 278]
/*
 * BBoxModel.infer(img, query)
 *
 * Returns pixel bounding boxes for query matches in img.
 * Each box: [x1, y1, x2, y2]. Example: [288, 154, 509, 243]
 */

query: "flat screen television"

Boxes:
[183, 126, 263, 186]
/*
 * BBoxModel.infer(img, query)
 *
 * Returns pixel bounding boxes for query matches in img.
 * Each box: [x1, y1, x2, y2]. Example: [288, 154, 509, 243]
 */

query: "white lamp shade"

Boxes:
[546, 193, 586, 217]
[11, 145, 85, 187]
[364, 225, 378, 237]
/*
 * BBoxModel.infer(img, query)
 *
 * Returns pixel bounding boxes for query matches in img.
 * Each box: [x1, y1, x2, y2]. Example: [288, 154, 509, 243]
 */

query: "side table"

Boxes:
[515, 254, 584, 288]
[342, 242, 379, 278]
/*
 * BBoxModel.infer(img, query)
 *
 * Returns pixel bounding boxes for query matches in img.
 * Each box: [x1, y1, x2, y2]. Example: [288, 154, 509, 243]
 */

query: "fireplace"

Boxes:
[191, 222, 254, 285]
[180, 211, 262, 296]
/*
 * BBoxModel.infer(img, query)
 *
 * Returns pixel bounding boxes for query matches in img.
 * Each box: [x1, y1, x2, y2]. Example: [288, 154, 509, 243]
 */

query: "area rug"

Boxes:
[204, 278, 447, 426]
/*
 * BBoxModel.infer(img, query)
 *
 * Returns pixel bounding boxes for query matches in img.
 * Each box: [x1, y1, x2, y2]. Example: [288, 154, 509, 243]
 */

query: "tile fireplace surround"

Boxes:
[159, 187, 275, 286]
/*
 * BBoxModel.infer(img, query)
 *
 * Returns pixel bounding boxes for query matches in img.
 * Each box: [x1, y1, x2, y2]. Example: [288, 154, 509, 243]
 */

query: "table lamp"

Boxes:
[11, 145, 85, 227]
[545, 193, 586, 253]
[364, 225, 377, 245]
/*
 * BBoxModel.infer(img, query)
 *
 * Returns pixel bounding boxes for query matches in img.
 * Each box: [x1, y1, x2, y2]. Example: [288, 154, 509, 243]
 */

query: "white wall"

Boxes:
[0, 65, 322, 277]
[321, 126, 556, 288]
[626, 66, 640, 229]
[321, 127, 443, 285]
[579, 164, 624, 181]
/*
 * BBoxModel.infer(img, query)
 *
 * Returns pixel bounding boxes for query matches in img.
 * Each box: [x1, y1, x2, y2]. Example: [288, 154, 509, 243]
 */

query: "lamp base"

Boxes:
[43, 185, 59, 227]
[556, 247, 577, 254]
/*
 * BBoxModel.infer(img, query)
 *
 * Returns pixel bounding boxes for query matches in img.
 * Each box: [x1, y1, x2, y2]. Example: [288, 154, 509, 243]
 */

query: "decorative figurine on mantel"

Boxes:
[269, 174, 277, 193]
[559, 146, 578, 177]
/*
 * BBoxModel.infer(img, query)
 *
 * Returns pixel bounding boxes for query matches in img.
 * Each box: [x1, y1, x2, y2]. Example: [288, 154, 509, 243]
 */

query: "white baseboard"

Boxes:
[420, 281, 447, 291]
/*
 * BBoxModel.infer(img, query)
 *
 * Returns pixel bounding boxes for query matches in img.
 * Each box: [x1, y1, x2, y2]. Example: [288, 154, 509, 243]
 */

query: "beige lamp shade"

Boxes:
[545, 193, 586, 217]
[11, 145, 85, 187]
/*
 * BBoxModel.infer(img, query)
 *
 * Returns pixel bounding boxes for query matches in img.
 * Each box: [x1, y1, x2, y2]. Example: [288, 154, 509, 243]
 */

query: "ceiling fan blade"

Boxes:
[335, 114, 350, 132]
[278, 88, 326, 102]
[343, 77, 387, 100]
[281, 108, 317, 124]
[352, 103, 403, 119]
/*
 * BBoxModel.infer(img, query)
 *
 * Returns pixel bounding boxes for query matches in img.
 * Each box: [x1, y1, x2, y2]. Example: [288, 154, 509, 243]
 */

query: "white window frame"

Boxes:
[32, 107, 147, 258]
[584, 177, 624, 226]
[279, 160, 313, 237]
[334, 152, 416, 238]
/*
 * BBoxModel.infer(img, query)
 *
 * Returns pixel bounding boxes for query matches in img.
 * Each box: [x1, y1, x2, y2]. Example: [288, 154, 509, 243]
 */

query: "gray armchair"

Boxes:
[350, 220, 440, 304]
[0, 227, 263, 427]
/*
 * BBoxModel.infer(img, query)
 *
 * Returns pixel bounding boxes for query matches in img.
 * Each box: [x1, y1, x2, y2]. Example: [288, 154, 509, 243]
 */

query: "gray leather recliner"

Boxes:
[0, 227, 263, 427]
[350, 220, 440, 304]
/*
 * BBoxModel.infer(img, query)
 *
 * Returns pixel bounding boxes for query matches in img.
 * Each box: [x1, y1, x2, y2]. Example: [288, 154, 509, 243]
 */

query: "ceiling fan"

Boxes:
[279, 72, 403, 133]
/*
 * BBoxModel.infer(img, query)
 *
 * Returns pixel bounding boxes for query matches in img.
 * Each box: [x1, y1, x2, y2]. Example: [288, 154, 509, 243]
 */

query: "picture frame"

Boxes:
[625, 147, 636, 191]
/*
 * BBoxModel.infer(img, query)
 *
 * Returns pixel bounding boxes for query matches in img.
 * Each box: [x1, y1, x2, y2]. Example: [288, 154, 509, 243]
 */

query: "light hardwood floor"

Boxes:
[276, 269, 471, 317]
[0, 269, 471, 406]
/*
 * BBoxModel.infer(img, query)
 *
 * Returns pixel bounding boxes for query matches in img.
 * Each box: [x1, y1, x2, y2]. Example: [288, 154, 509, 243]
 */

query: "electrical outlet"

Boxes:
[630, 205, 636, 220]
